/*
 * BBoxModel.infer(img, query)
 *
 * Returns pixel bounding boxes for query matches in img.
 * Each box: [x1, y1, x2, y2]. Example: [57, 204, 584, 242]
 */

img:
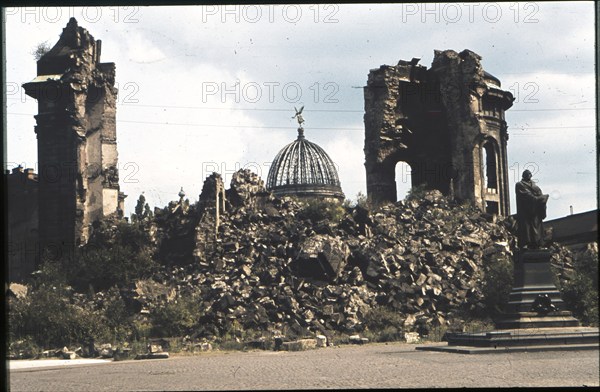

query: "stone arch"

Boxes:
[476, 136, 502, 214]
[482, 138, 499, 191]
[365, 147, 416, 204]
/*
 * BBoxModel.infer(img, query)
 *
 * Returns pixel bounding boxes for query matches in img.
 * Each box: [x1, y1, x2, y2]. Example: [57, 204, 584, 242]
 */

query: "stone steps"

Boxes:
[417, 326, 599, 354]
[495, 312, 580, 329]
[445, 330, 599, 348]
[416, 342, 599, 354]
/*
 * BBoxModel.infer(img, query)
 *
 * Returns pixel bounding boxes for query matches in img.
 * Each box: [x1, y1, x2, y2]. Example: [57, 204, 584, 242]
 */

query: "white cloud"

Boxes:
[124, 31, 167, 64]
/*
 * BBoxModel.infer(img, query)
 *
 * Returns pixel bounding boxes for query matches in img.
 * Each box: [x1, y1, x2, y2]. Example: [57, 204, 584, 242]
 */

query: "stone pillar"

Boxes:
[365, 166, 397, 205]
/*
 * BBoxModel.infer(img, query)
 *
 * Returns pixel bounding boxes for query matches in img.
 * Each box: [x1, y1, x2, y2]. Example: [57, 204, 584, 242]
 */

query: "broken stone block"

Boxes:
[113, 347, 132, 361]
[348, 335, 368, 344]
[62, 350, 76, 360]
[403, 314, 417, 328]
[99, 344, 113, 358]
[245, 337, 268, 350]
[281, 339, 317, 351]
[316, 335, 328, 347]
[404, 332, 420, 343]
[227, 169, 266, 208]
[148, 344, 162, 354]
[273, 336, 285, 351]
[296, 235, 349, 281]
[415, 273, 427, 286]
[7, 283, 28, 299]
[135, 352, 170, 360]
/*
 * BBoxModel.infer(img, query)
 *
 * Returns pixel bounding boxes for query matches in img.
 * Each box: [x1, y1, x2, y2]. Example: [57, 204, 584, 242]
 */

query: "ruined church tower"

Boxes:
[23, 18, 124, 259]
[364, 49, 514, 215]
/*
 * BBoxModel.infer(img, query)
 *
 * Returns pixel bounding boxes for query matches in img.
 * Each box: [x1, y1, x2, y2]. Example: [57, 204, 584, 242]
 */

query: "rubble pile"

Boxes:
[7, 169, 594, 359]
[110, 170, 518, 340]
[549, 242, 576, 287]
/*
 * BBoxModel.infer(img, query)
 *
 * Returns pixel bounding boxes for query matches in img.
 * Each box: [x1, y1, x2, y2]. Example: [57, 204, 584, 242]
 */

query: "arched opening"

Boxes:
[482, 141, 498, 192]
[395, 161, 412, 201]
[481, 140, 500, 215]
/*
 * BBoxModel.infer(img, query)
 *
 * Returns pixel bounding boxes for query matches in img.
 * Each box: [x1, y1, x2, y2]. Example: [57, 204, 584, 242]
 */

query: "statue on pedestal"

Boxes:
[493, 170, 581, 329]
[515, 169, 549, 249]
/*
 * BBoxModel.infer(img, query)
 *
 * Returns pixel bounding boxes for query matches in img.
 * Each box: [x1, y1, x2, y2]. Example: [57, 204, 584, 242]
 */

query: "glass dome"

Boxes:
[266, 127, 344, 200]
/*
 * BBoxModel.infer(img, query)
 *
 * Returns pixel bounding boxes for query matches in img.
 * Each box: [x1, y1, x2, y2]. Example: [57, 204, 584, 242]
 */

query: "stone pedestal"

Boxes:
[416, 249, 598, 354]
[495, 249, 579, 329]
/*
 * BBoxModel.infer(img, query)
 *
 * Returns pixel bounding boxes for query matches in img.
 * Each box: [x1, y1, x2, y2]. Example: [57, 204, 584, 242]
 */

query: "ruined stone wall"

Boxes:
[364, 63, 414, 203]
[6, 168, 39, 282]
[23, 18, 122, 262]
[363, 49, 513, 215]
[430, 49, 488, 210]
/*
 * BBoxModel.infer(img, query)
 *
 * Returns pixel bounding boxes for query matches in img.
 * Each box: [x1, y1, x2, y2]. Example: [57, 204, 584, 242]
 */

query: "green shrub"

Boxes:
[482, 253, 514, 314]
[405, 184, 428, 201]
[102, 288, 135, 342]
[31, 40, 51, 61]
[131, 194, 154, 223]
[556, 245, 599, 326]
[424, 325, 448, 342]
[343, 191, 370, 209]
[218, 339, 245, 351]
[8, 261, 128, 348]
[66, 221, 158, 292]
[150, 295, 199, 337]
[9, 283, 110, 348]
[300, 198, 346, 223]
[8, 339, 42, 359]
[363, 306, 404, 342]
[132, 319, 152, 340]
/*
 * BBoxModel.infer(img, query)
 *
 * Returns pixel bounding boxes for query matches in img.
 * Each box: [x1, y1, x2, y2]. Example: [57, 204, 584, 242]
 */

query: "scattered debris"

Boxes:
[316, 335, 328, 347]
[6, 283, 28, 299]
[99, 343, 113, 359]
[134, 343, 169, 360]
[404, 332, 421, 344]
[349, 335, 369, 345]
[134, 352, 170, 360]
[61, 347, 77, 360]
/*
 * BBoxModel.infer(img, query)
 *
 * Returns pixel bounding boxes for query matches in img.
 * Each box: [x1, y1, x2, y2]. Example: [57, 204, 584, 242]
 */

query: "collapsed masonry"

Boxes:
[8, 168, 590, 355]
[364, 49, 514, 215]
[126, 168, 520, 338]
[14, 18, 124, 272]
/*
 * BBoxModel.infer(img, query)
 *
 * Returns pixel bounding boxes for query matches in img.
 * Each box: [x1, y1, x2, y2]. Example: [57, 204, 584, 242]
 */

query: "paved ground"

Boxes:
[8, 342, 599, 390]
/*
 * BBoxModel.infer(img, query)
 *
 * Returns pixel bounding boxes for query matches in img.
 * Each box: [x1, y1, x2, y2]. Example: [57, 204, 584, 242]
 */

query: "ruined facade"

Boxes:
[364, 49, 514, 215]
[18, 18, 124, 265]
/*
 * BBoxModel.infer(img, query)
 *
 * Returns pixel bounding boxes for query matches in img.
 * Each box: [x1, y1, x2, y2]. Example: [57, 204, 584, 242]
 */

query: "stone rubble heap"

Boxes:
[12, 169, 586, 360]
[116, 169, 517, 341]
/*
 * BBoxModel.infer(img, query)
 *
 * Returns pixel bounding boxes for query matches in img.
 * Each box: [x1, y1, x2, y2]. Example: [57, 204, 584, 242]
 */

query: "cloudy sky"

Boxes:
[4, 3, 597, 220]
